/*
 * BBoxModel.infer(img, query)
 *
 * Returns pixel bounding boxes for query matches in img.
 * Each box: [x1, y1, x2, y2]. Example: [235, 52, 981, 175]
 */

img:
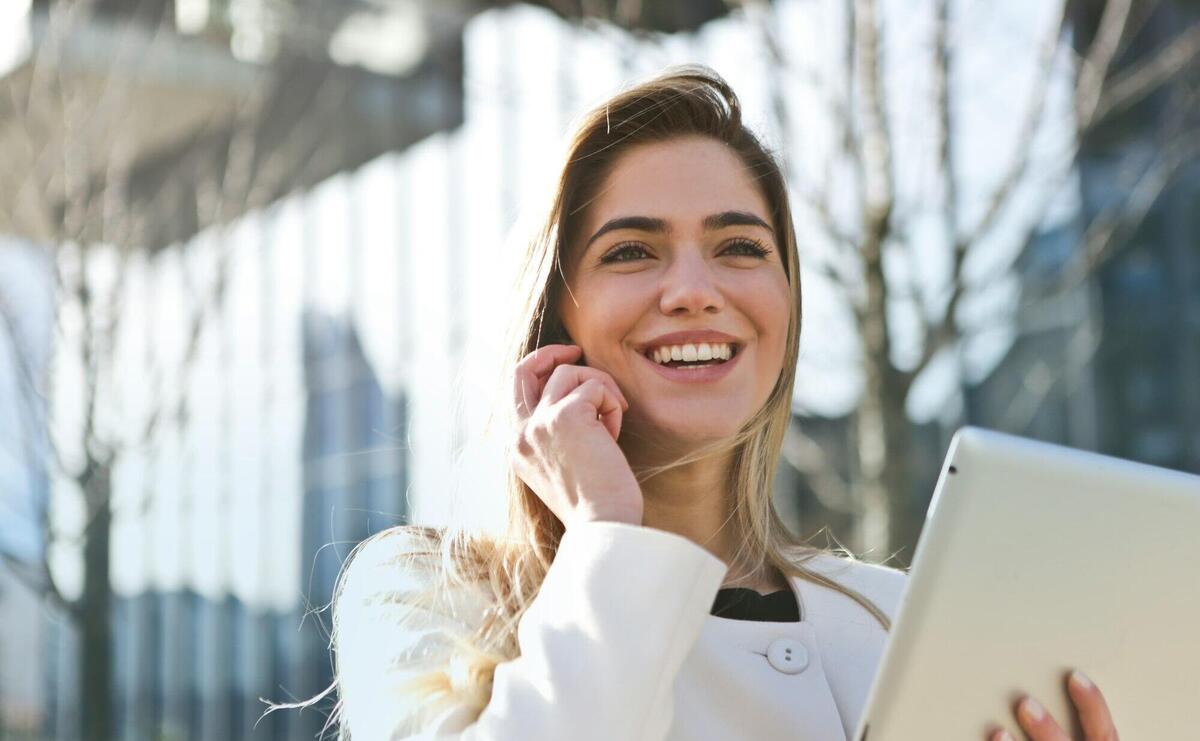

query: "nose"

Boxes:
[659, 249, 725, 316]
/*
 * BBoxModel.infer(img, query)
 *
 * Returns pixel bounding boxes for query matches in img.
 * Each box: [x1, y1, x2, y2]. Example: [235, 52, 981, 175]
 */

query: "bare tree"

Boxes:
[753, 0, 1199, 560]
[0, 3, 358, 737]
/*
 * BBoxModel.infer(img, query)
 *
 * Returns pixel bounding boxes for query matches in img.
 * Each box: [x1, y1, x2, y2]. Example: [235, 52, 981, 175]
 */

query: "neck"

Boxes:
[638, 455, 736, 560]
[622, 437, 774, 590]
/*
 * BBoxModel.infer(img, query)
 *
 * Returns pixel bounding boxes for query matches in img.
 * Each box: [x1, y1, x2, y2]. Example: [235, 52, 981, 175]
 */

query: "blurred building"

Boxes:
[0, 567, 46, 737]
[969, 1, 1200, 475]
[39, 309, 408, 741]
[294, 309, 411, 739]
[1082, 0, 1200, 473]
[0, 243, 53, 739]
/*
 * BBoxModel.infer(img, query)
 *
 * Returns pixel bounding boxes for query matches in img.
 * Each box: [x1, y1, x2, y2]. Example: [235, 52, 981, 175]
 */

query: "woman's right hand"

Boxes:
[986, 669, 1119, 741]
[511, 344, 644, 529]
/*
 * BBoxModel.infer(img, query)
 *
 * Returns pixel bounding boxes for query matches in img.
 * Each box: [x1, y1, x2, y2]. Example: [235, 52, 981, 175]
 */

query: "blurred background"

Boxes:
[0, 0, 1196, 738]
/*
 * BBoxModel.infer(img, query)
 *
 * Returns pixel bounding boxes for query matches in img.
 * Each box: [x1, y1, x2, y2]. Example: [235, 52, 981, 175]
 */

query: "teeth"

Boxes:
[648, 342, 735, 365]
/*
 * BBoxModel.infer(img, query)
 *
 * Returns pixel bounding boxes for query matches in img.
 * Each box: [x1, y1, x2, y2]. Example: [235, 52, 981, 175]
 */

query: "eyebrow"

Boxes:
[583, 210, 774, 250]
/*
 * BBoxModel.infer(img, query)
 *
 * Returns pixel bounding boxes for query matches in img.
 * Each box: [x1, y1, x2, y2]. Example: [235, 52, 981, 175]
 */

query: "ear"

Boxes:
[551, 325, 574, 345]
[539, 327, 572, 347]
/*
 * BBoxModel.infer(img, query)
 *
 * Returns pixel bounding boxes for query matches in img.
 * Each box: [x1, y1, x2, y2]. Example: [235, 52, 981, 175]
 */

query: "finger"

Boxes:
[1067, 670, 1118, 740]
[513, 344, 582, 418]
[560, 379, 624, 441]
[541, 363, 628, 411]
[1015, 696, 1069, 741]
[987, 728, 1017, 741]
[595, 386, 624, 442]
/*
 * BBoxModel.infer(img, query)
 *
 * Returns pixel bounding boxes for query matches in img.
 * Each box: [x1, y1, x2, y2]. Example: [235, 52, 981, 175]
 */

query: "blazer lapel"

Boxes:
[792, 558, 896, 741]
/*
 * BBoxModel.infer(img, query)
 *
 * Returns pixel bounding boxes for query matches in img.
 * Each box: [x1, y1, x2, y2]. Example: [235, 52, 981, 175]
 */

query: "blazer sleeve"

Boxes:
[335, 521, 729, 741]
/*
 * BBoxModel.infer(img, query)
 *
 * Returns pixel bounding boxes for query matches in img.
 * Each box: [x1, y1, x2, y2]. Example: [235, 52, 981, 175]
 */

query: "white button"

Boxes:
[766, 637, 809, 674]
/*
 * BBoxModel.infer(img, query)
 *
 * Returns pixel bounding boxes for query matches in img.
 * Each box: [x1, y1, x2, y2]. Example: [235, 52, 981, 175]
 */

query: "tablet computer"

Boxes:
[854, 426, 1200, 740]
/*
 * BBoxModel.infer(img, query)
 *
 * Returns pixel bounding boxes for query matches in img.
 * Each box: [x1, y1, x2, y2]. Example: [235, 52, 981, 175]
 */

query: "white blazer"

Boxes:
[336, 521, 909, 741]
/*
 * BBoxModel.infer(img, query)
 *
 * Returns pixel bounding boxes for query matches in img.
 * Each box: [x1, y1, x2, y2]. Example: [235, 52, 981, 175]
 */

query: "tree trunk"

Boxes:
[881, 368, 916, 563]
[851, 0, 910, 561]
[79, 462, 113, 741]
[853, 353, 916, 563]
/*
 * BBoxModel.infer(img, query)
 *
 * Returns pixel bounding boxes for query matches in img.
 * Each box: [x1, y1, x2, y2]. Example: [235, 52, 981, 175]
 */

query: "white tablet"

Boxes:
[854, 426, 1200, 740]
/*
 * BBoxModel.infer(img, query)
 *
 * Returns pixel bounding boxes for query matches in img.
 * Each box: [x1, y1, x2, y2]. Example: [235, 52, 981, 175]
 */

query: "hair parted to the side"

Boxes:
[281, 64, 896, 737]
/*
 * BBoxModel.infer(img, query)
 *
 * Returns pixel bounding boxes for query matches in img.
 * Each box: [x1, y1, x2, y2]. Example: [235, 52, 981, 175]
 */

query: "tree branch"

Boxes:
[999, 316, 1102, 433]
[1091, 22, 1200, 124]
[963, 112, 1199, 338]
[1075, 0, 1134, 129]
[961, 1, 1069, 249]
[854, 0, 895, 229]
[751, 4, 861, 269]
[131, 69, 349, 459]
[780, 423, 858, 516]
[1053, 135, 1198, 294]
[0, 549, 74, 617]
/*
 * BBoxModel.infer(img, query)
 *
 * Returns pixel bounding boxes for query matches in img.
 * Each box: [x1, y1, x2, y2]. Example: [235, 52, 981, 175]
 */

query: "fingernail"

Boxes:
[997, 731, 1016, 741]
[1021, 697, 1045, 722]
[1070, 670, 1093, 690]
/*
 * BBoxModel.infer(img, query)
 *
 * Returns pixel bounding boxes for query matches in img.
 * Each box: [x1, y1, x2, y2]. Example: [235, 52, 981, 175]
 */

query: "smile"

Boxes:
[638, 342, 742, 383]
[644, 341, 738, 367]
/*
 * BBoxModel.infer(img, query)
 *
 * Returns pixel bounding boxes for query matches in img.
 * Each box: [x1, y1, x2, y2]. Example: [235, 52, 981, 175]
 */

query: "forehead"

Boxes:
[583, 136, 771, 233]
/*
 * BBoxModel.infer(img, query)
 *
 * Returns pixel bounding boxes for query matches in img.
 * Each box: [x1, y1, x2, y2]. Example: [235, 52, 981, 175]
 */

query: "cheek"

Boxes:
[563, 281, 641, 353]
[745, 278, 793, 391]
[741, 273, 793, 343]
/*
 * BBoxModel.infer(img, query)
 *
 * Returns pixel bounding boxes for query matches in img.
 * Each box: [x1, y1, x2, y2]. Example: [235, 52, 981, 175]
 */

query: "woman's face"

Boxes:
[558, 135, 792, 447]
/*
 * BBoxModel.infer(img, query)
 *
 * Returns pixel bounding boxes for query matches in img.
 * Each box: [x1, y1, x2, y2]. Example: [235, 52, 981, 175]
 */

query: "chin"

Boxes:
[632, 409, 748, 450]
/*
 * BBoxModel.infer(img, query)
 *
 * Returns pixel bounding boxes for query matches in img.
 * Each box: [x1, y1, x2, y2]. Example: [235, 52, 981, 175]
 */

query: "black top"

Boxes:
[710, 586, 801, 622]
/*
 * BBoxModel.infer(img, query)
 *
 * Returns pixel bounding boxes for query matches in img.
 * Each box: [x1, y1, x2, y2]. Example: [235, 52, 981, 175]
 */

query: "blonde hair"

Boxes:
[288, 64, 894, 738]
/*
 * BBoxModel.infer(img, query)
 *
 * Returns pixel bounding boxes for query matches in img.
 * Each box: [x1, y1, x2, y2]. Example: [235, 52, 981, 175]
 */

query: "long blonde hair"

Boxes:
[318, 64, 894, 736]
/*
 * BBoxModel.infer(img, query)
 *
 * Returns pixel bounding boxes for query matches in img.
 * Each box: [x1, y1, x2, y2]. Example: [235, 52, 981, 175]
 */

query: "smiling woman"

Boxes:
[319, 65, 909, 741]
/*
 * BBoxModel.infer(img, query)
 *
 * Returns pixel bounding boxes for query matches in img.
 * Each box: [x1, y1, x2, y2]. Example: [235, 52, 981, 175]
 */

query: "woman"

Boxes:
[330, 66, 1119, 740]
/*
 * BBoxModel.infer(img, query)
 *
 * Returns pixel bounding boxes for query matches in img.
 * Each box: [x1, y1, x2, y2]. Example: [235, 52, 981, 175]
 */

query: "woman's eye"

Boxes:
[600, 239, 771, 264]
[723, 239, 772, 258]
[600, 243, 650, 263]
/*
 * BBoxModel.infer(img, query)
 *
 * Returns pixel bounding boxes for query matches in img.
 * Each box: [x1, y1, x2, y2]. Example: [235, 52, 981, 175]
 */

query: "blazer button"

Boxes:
[766, 637, 810, 674]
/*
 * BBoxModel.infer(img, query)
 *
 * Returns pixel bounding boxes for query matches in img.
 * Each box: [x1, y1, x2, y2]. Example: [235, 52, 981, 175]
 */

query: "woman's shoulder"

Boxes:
[334, 526, 496, 739]
[804, 549, 909, 582]
[337, 525, 491, 631]
[793, 549, 910, 616]
[347, 524, 444, 571]
[339, 526, 442, 597]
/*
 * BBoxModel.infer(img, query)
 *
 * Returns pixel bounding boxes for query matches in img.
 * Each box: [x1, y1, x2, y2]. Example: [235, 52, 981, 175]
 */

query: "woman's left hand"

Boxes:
[987, 670, 1119, 741]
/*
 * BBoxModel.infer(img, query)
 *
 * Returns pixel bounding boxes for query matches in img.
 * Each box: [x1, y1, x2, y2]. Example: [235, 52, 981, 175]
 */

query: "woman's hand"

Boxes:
[988, 670, 1119, 741]
[511, 344, 644, 529]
